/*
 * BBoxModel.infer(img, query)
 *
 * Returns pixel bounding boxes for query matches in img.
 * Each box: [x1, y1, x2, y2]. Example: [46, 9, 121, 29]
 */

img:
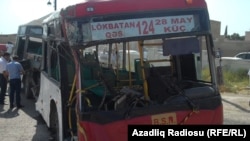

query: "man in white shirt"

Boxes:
[0, 52, 10, 105]
[6, 41, 14, 54]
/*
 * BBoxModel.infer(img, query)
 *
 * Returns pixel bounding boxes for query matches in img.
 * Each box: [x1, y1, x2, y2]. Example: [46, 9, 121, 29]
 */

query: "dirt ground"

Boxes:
[221, 90, 250, 125]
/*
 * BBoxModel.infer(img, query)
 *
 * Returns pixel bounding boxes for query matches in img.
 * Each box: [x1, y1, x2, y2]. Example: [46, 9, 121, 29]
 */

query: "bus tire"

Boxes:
[49, 103, 60, 141]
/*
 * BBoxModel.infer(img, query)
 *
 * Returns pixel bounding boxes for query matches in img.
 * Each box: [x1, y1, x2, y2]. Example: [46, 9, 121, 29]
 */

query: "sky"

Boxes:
[0, 0, 249, 36]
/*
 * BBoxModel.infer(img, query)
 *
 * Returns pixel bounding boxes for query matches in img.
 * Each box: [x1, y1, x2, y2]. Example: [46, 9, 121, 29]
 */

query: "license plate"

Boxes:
[151, 112, 177, 125]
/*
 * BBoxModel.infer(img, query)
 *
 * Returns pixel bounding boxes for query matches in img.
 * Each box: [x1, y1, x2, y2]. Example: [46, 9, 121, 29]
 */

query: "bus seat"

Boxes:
[134, 59, 150, 84]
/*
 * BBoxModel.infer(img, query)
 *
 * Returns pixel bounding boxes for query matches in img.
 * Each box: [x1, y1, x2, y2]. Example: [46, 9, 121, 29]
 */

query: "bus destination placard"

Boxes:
[83, 15, 195, 41]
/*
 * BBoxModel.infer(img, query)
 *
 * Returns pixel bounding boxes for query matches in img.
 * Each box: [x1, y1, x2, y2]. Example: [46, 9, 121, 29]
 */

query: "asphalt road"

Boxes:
[0, 94, 50, 141]
[221, 92, 250, 124]
[0, 92, 250, 141]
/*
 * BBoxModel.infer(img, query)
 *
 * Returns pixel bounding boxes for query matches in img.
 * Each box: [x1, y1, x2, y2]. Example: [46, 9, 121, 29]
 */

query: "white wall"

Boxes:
[221, 59, 250, 71]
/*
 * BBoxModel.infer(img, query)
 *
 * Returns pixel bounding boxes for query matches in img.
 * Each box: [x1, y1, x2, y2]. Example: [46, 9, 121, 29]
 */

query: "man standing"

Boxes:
[6, 41, 14, 54]
[0, 52, 10, 105]
[6, 55, 25, 109]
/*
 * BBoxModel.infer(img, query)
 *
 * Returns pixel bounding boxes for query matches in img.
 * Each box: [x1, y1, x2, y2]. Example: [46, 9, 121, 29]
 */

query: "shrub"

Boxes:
[221, 68, 249, 93]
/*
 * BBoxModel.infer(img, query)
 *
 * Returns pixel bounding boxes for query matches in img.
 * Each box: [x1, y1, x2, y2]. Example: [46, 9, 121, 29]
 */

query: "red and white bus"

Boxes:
[33, 0, 223, 140]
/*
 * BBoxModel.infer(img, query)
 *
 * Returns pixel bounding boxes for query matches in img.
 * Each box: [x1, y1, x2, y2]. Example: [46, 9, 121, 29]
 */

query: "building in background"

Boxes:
[0, 19, 249, 57]
[245, 31, 250, 41]
[0, 34, 16, 44]
[210, 20, 221, 40]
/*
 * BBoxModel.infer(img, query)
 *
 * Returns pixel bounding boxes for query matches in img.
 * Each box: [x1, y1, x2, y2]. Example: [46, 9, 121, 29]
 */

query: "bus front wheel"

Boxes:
[49, 103, 60, 141]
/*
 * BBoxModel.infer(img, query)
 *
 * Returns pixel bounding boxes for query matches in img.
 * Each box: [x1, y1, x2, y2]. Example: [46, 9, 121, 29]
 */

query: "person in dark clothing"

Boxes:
[6, 55, 25, 109]
[0, 52, 10, 105]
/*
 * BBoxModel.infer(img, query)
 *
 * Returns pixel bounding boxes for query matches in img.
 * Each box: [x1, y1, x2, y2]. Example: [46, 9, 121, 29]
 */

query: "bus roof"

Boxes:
[63, 0, 207, 17]
[24, 13, 52, 26]
[43, 11, 60, 23]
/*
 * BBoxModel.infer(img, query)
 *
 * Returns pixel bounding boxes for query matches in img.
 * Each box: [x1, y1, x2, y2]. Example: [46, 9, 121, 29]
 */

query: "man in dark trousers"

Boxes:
[0, 52, 10, 105]
[6, 55, 25, 109]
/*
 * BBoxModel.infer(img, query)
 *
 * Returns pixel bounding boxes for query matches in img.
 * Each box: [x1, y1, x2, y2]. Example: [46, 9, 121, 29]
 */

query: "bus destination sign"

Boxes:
[83, 15, 195, 41]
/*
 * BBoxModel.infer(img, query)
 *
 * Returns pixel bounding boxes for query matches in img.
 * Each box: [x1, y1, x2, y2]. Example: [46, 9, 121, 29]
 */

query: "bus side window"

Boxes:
[48, 24, 55, 37]
[50, 49, 60, 81]
[42, 42, 48, 73]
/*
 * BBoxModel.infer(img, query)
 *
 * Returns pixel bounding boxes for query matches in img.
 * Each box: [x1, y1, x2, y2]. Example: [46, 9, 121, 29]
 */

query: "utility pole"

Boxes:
[54, 0, 57, 11]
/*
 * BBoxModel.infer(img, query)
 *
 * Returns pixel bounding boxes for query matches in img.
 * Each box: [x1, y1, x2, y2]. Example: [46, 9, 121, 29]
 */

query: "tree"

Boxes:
[227, 33, 245, 40]
[224, 25, 228, 37]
